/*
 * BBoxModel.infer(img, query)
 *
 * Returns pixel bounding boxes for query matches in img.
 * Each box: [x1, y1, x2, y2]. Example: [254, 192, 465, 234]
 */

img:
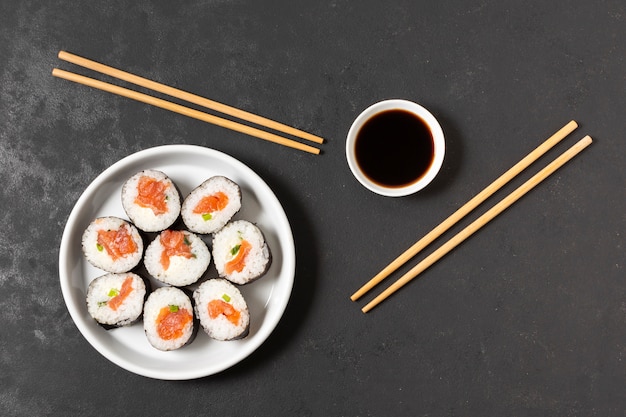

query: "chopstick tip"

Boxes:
[350, 287, 368, 301]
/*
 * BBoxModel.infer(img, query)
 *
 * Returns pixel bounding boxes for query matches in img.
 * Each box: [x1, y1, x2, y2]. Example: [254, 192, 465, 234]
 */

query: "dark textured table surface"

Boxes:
[2, 1, 625, 416]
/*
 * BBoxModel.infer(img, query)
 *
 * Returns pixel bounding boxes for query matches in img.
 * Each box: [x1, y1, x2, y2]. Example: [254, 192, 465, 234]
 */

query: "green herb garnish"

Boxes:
[169, 304, 179, 313]
[230, 244, 241, 256]
[202, 213, 212, 221]
[183, 236, 191, 246]
[221, 294, 231, 302]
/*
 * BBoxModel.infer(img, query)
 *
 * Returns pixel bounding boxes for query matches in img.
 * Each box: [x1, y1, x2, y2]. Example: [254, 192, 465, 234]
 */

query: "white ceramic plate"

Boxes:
[59, 145, 295, 380]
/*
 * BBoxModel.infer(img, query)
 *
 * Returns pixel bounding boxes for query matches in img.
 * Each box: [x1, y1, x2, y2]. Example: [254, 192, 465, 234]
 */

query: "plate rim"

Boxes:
[58, 144, 295, 380]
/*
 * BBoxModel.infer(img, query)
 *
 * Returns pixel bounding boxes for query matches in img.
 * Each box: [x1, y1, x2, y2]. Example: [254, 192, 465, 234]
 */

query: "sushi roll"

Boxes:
[212, 220, 271, 285]
[86, 272, 148, 328]
[82, 217, 143, 273]
[181, 176, 242, 234]
[121, 170, 181, 232]
[193, 279, 250, 341]
[143, 229, 211, 287]
[143, 287, 197, 351]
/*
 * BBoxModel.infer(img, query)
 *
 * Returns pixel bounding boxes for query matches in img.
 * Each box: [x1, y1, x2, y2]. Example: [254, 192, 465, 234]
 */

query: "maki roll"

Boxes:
[143, 287, 196, 351]
[193, 279, 250, 341]
[212, 220, 271, 285]
[181, 176, 242, 234]
[143, 229, 211, 287]
[82, 217, 143, 273]
[86, 272, 148, 328]
[121, 170, 181, 232]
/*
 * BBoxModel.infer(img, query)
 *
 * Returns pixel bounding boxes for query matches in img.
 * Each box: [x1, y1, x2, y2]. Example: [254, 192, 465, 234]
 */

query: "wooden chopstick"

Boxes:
[52, 68, 321, 155]
[57, 51, 324, 145]
[360, 135, 592, 313]
[351, 120, 578, 301]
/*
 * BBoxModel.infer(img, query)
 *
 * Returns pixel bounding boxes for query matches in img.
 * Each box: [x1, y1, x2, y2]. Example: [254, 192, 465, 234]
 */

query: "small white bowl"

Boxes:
[346, 99, 445, 197]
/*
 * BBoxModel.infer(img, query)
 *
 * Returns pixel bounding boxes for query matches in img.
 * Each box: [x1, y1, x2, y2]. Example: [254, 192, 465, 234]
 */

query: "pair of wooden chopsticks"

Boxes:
[351, 121, 592, 313]
[52, 51, 323, 154]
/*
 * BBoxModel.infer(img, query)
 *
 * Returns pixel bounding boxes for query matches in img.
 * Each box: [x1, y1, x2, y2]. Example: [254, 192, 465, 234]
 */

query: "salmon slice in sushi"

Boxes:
[143, 230, 211, 287]
[121, 170, 181, 232]
[212, 220, 271, 285]
[86, 272, 148, 328]
[181, 176, 241, 234]
[193, 279, 250, 341]
[82, 217, 143, 273]
[143, 287, 197, 351]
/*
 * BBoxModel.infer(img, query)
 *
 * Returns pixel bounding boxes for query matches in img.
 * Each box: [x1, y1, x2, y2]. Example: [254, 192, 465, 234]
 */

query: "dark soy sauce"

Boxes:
[355, 109, 434, 188]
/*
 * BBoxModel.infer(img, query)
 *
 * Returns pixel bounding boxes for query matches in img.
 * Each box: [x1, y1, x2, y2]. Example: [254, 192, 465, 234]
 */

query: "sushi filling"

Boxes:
[208, 298, 241, 326]
[155, 304, 193, 341]
[159, 230, 196, 270]
[192, 191, 229, 221]
[134, 175, 170, 215]
[96, 225, 137, 260]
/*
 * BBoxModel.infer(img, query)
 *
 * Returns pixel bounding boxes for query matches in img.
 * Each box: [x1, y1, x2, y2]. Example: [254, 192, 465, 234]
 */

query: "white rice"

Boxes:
[193, 279, 249, 341]
[82, 217, 143, 273]
[121, 170, 181, 232]
[212, 220, 271, 285]
[143, 230, 211, 286]
[86, 273, 147, 327]
[181, 176, 241, 235]
[143, 287, 195, 351]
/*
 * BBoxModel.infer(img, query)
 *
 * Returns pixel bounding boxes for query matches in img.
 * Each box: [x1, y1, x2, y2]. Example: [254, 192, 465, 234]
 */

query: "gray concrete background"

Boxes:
[1, 1, 624, 415]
